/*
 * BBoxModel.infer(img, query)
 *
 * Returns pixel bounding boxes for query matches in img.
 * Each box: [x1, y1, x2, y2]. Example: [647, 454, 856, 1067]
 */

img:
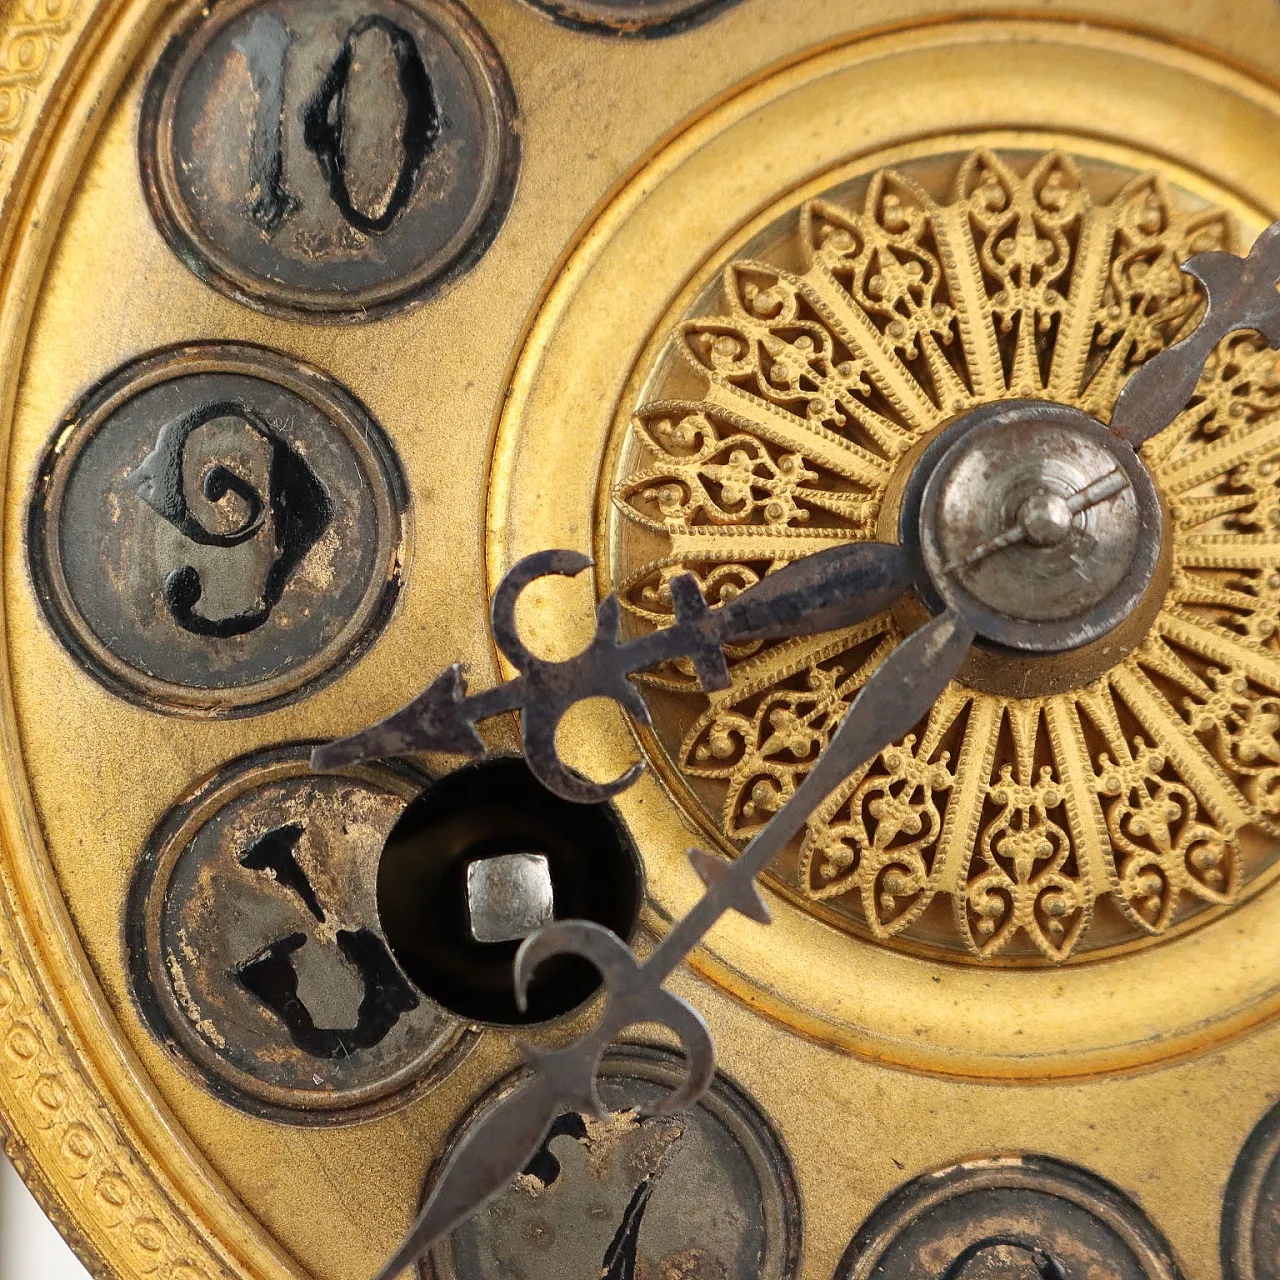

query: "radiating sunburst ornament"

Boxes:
[612, 148, 1280, 963]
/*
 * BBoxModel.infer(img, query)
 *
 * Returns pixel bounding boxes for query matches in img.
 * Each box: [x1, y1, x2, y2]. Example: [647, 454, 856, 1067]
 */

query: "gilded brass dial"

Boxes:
[611, 146, 1280, 964]
[10, 4, 1280, 1279]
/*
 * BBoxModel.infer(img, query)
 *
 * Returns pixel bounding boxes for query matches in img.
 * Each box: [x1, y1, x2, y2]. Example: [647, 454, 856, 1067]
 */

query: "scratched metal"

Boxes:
[140, 0, 519, 320]
[916, 401, 1163, 654]
[835, 1156, 1182, 1280]
[127, 744, 474, 1123]
[424, 1045, 800, 1280]
[29, 343, 405, 716]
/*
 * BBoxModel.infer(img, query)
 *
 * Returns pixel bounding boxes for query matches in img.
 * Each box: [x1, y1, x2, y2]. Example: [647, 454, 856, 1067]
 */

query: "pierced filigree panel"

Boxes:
[610, 146, 1280, 963]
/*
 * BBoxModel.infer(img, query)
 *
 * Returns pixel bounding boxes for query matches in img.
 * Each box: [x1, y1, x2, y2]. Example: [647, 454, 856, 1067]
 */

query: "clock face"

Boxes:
[5, 3, 1280, 1280]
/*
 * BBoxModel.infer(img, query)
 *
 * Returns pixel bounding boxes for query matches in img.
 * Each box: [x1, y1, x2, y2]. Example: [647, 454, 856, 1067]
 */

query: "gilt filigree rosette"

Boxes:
[611, 148, 1280, 964]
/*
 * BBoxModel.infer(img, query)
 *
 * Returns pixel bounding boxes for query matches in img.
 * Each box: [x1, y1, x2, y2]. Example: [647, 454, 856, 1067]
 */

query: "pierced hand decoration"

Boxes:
[312, 540, 910, 801]
[363, 607, 973, 1280]
[1111, 220, 1280, 447]
[313, 210, 1280, 1277]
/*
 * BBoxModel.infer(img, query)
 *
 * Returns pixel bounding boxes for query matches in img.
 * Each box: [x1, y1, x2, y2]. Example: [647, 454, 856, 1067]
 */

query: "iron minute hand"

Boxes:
[311, 540, 911, 802]
[1110, 219, 1280, 448]
[369, 605, 976, 1280]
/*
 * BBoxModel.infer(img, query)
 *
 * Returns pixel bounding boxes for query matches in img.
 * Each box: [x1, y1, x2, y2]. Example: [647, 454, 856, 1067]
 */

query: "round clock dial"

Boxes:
[489, 25, 1280, 1080]
[5, 4, 1280, 1280]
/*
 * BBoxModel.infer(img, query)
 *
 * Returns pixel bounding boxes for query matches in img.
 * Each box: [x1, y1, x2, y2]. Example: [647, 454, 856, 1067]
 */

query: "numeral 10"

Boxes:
[234, 11, 440, 235]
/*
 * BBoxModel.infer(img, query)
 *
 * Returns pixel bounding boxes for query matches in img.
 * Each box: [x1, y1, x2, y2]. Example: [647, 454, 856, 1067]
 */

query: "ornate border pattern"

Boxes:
[0, 1, 262, 1275]
[0, 924, 228, 1279]
[610, 148, 1280, 965]
[0, 0, 79, 182]
[6, 4, 1280, 1278]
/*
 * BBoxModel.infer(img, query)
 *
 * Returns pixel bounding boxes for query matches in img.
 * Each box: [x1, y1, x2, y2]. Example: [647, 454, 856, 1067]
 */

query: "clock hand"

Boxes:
[1110, 219, 1280, 448]
[357, 215, 1280, 1279]
[941, 466, 1130, 575]
[312, 540, 912, 802]
[321, 216, 1280, 797]
[332, 217, 1280, 803]
[369, 605, 975, 1280]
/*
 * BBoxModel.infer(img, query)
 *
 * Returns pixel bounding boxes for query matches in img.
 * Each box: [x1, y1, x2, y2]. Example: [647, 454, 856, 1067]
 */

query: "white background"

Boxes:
[1, 1157, 89, 1278]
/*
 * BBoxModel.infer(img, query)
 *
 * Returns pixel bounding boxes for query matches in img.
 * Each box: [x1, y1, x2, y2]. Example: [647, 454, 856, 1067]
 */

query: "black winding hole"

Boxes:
[376, 757, 643, 1025]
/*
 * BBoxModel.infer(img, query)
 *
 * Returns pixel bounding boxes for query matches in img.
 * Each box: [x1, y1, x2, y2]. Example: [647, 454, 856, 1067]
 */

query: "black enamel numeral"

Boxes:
[235, 12, 298, 231]
[233, 824, 419, 1058]
[524, 1110, 681, 1277]
[128, 401, 331, 640]
[303, 16, 439, 234]
[237, 12, 439, 235]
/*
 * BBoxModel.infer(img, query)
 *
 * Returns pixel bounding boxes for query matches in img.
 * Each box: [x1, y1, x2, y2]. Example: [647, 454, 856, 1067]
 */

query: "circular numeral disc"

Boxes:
[29, 343, 406, 716]
[518, 0, 744, 36]
[427, 1045, 801, 1279]
[1223, 1100, 1280, 1280]
[141, 0, 519, 320]
[838, 1156, 1181, 1280]
[127, 746, 475, 1123]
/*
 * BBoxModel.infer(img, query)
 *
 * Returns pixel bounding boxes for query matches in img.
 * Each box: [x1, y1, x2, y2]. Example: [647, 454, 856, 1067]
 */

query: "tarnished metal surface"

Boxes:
[28, 343, 406, 715]
[14, 6, 1280, 1278]
[517, 0, 745, 37]
[1223, 1101, 1280, 1280]
[140, 0, 519, 320]
[835, 1156, 1182, 1279]
[917, 402, 1162, 652]
[127, 744, 474, 1123]
[366, 601, 973, 1279]
[426, 1046, 800, 1280]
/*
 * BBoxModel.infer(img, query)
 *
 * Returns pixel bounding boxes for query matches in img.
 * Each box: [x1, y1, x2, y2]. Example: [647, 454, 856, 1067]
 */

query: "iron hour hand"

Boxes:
[1110, 219, 1280, 448]
[311, 540, 912, 803]
[943, 467, 1131, 575]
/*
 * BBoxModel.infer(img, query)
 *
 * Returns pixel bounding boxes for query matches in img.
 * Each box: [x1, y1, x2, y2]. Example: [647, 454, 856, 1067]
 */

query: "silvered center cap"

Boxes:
[917, 401, 1163, 653]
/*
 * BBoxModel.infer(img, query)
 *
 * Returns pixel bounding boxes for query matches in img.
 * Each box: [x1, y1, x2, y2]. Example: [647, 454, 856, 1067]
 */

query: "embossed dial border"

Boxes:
[0, 9, 306, 1280]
